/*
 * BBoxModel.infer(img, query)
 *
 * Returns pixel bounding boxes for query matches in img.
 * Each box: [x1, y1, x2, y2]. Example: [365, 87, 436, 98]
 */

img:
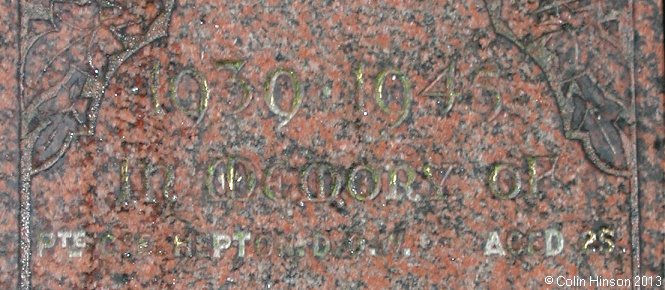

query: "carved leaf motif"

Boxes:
[17, 2, 170, 289]
[565, 76, 628, 170]
[484, 0, 633, 176]
[21, 2, 97, 171]
[31, 114, 76, 173]
[20, 0, 176, 175]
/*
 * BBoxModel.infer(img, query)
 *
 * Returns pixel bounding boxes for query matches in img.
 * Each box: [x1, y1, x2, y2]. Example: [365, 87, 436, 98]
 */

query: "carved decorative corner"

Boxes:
[484, 0, 634, 177]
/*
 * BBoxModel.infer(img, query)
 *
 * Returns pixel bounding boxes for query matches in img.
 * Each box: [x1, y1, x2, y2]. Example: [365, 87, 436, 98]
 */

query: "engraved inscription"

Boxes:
[11, 1, 646, 288]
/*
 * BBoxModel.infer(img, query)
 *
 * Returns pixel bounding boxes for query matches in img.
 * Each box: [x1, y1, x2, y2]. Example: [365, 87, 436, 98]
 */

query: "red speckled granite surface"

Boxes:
[0, 0, 19, 287]
[0, 0, 662, 289]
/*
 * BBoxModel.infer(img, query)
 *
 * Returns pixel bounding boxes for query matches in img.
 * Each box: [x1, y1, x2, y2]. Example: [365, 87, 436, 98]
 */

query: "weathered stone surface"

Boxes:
[0, 0, 662, 289]
[0, 0, 19, 288]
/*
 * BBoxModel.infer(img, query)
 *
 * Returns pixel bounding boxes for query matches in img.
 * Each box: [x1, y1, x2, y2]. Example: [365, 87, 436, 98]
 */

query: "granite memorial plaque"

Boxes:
[0, 0, 663, 289]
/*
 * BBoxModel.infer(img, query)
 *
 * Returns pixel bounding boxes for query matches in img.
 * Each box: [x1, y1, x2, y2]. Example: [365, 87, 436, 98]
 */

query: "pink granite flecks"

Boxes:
[0, 0, 662, 289]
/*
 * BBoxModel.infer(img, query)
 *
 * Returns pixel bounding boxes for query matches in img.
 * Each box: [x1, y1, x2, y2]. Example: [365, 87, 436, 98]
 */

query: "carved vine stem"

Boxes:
[18, 1, 175, 289]
[483, 0, 632, 178]
[483, 0, 640, 281]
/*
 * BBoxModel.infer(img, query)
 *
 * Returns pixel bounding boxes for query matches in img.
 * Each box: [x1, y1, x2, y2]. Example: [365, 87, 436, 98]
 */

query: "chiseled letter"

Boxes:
[233, 231, 251, 258]
[545, 228, 564, 256]
[484, 231, 506, 256]
[212, 233, 231, 258]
